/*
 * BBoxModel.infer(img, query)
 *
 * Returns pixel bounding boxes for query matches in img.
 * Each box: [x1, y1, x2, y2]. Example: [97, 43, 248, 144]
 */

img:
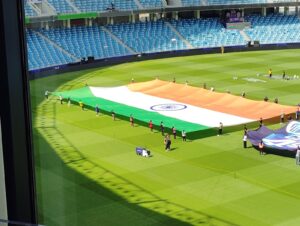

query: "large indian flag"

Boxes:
[54, 80, 296, 133]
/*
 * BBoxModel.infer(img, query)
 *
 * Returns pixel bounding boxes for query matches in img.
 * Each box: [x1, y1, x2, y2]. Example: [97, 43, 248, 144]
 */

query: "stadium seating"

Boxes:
[106, 20, 187, 53]
[24, 1, 37, 17]
[245, 14, 300, 44]
[47, 0, 75, 14]
[26, 30, 74, 69]
[73, 0, 138, 12]
[182, 0, 297, 7]
[139, 0, 163, 8]
[26, 14, 300, 70]
[170, 18, 246, 48]
[39, 26, 132, 60]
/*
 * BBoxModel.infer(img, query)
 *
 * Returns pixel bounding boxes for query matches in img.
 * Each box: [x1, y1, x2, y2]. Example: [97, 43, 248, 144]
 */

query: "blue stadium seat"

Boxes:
[106, 20, 187, 53]
[73, 0, 138, 12]
[24, 1, 37, 17]
[170, 18, 246, 48]
[38, 26, 132, 60]
[47, 0, 75, 14]
[26, 30, 74, 70]
[139, 0, 163, 8]
[182, 0, 292, 7]
[245, 14, 300, 44]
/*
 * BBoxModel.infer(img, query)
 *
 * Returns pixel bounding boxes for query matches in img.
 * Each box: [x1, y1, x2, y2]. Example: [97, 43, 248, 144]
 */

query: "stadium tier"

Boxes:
[170, 18, 246, 48]
[39, 26, 132, 60]
[106, 20, 187, 53]
[182, 0, 298, 7]
[26, 14, 300, 70]
[24, 1, 37, 17]
[24, 0, 166, 16]
[139, 0, 164, 8]
[47, 0, 74, 14]
[26, 29, 74, 70]
[245, 14, 300, 44]
[73, 0, 138, 13]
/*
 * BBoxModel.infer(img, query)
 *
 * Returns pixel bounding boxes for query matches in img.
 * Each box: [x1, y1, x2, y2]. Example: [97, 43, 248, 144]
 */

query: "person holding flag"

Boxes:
[130, 114, 134, 127]
[149, 120, 153, 132]
[172, 126, 177, 139]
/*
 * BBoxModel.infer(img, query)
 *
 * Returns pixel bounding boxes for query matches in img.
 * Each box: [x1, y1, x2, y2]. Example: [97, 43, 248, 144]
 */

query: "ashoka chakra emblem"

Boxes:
[150, 104, 187, 111]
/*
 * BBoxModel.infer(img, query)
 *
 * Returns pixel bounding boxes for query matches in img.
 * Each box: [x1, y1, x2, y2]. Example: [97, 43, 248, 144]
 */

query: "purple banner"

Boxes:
[247, 121, 300, 151]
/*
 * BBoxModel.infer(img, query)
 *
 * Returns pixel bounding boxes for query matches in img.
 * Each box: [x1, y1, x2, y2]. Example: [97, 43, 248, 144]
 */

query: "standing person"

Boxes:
[79, 101, 84, 110]
[280, 112, 285, 124]
[244, 124, 248, 133]
[218, 122, 223, 136]
[172, 126, 176, 139]
[95, 104, 100, 116]
[160, 121, 164, 135]
[268, 68, 272, 78]
[296, 107, 300, 120]
[67, 97, 71, 107]
[296, 146, 300, 165]
[259, 118, 263, 128]
[173, 77, 176, 83]
[274, 97, 278, 104]
[258, 141, 265, 155]
[45, 90, 49, 99]
[243, 132, 247, 149]
[165, 134, 171, 151]
[182, 130, 187, 141]
[221, 45, 224, 54]
[149, 120, 153, 132]
[112, 110, 115, 121]
[282, 70, 286, 79]
[130, 114, 134, 127]
[59, 95, 63, 104]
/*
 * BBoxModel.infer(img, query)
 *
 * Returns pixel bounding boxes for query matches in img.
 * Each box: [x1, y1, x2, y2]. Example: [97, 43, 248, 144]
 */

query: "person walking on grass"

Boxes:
[164, 134, 171, 151]
[182, 130, 187, 141]
[268, 68, 272, 78]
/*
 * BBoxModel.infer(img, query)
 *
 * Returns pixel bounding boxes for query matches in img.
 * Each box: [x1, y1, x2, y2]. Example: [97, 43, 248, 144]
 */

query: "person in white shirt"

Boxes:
[142, 149, 149, 157]
[182, 130, 186, 141]
[45, 90, 49, 99]
[296, 146, 300, 165]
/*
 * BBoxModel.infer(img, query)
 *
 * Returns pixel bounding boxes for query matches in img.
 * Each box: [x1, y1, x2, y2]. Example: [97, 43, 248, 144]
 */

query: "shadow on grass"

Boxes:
[252, 146, 295, 158]
[33, 95, 238, 226]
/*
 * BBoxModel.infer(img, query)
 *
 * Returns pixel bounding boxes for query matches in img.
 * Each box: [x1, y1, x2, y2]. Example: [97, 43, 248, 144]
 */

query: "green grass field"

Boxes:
[31, 49, 300, 226]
